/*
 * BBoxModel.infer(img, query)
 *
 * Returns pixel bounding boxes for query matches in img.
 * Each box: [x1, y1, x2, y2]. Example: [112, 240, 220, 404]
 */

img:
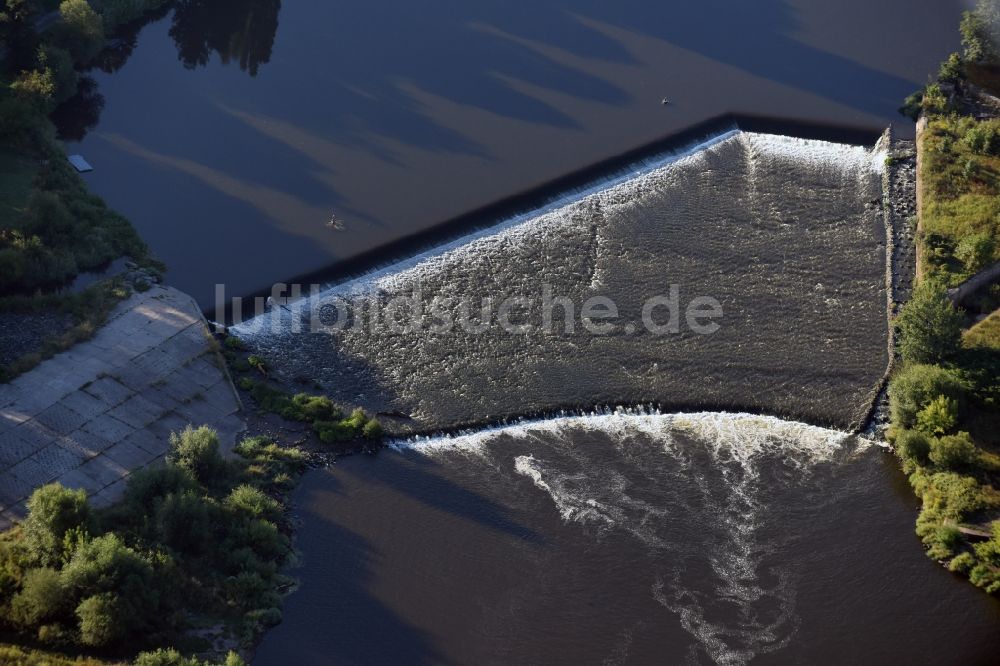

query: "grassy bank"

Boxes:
[0, 425, 304, 663]
[918, 115, 1000, 290]
[0, 0, 168, 381]
[891, 0, 1000, 595]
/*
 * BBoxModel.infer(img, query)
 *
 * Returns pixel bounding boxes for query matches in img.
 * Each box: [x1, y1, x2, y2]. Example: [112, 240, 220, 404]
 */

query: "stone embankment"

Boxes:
[863, 129, 917, 436]
[0, 286, 244, 529]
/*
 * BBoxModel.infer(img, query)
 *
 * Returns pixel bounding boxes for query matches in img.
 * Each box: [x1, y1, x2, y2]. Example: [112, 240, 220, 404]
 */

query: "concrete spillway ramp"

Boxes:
[236, 131, 890, 432]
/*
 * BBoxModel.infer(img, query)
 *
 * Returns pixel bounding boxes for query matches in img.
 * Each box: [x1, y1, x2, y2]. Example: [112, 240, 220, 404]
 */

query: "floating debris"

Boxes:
[68, 155, 93, 172]
[326, 214, 345, 231]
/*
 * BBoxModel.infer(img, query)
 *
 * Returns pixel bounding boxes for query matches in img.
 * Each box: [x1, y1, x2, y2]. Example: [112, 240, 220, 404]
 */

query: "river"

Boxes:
[254, 414, 1000, 665]
[55, 1, 1000, 662]
[62, 0, 963, 307]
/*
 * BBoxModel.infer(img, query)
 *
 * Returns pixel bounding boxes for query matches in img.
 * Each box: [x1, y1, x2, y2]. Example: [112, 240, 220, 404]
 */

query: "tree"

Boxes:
[0, 0, 39, 70]
[60, 534, 163, 643]
[955, 233, 995, 273]
[76, 593, 123, 647]
[168, 425, 226, 484]
[896, 429, 932, 467]
[929, 431, 978, 469]
[55, 0, 105, 64]
[10, 568, 66, 626]
[20, 483, 91, 567]
[961, 0, 1000, 64]
[916, 395, 959, 435]
[895, 280, 964, 364]
[939, 52, 965, 85]
[41, 44, 79, 104]
[10, 67, 56, 113]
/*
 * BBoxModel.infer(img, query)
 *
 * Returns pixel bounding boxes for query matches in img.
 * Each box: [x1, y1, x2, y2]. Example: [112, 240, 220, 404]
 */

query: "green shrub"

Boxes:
[955, 232, 995, 273]
[75, 593, 122, 647]
[155, 491, 216, 555]
[314, 419, 354, 443]
[916, 395, 959, 435]
[122, 464, 198, 511]
[243, 606, 281, 635]
[929, 431, 978, 468]
[10, 568, 65, 626]
[20, 483, 91, 567]
[133, 649, 246, 666]
[963, 121, 1000, 155]
[896, 280, 964, 363]
[41, 45, 78, 104]
[288, 393, 339, 421]
[0, 426, 303, 654]
[168, 425, 226, 484]
[228, 518, 287, 561]
[950, 551, 977, 573]
[226, 485, 281, 521]
[362, 419, 384, 440]
[134, 649, 199, 666]
[962, 0, 1000, 63]
[889, 363, 965, 428]
[60, 533, 162, 641]
[55, 0, 104, 64]
[927, 524, 964, 560]
[99, 0, 171, 32]
[896, 429, 932, 467]
[237, 377, 254, 390]
[223, 335, 245, 351]
[899, 89, 925, 121]
[10, 67, 56, 113]
[939, 52, 966, 84]
[922, 83, 949, 114]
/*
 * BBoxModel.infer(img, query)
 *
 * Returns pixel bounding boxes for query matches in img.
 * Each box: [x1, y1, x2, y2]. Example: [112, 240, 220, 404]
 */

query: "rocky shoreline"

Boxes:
[862, 130, 917, 438]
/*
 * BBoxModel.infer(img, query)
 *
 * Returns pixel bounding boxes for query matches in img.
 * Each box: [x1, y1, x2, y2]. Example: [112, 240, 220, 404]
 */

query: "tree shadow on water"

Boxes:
[344, 450, 543, 543]
[254, 516, 446, 665]
[168, 0, 282, 77]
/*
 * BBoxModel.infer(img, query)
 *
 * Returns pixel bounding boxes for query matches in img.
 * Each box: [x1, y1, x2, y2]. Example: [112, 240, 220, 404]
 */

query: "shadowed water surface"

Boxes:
[254, 413, 1000, 665]
[62, 0, 963, 305]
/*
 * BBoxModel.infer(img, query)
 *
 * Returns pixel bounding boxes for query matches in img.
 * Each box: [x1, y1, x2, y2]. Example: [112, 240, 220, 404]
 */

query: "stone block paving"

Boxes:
[0, 286, 245, 529]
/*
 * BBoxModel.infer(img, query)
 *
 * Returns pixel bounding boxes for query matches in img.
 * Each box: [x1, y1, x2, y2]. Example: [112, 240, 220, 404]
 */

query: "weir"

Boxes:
[234, 131, 891, 433]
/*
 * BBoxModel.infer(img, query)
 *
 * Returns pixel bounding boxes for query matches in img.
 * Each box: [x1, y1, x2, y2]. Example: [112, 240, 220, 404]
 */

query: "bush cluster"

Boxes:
[0, 426, 306, 657]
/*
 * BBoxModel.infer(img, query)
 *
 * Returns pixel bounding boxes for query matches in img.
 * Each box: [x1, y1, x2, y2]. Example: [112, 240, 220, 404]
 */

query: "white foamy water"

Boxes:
[233, 130, 885, 329]
[392, 411, 877, 665]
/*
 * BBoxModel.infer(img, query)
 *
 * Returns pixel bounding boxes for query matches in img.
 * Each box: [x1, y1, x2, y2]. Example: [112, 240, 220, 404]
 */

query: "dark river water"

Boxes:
[63, 0, 963, 307]
[58, 1, 1000, 661]
[254, 414, 1000, 665]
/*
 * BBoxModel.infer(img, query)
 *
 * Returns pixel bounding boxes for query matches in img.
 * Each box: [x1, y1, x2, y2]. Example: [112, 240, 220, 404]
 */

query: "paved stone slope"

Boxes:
[0, 286, 244, 529]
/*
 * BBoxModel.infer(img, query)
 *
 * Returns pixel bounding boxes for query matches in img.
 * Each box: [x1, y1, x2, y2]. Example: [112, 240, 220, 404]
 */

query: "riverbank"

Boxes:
[0, 0, 172, 382]
[887, 1, 1000, 595]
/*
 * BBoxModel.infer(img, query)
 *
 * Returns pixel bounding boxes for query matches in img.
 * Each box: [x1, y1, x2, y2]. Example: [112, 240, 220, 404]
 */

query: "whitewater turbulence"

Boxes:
[235, 131, 889, 432]
[395, 411, 876, 665]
